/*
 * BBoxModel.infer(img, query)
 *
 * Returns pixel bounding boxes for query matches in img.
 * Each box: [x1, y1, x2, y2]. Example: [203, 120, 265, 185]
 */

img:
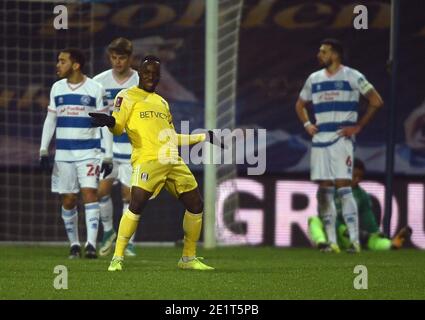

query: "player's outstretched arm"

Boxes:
[176, 131, 227, 149]
[89, 112, 115, 128]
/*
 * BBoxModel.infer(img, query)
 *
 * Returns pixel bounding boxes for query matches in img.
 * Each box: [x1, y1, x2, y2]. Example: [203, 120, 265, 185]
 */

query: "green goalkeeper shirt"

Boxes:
[335, 186, 379, 234]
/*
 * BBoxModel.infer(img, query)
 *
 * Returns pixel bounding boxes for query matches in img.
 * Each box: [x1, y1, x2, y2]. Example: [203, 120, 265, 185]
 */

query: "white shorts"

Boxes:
[100, 161, 132, 187]
[52, 159, 100, 194]
[310, 137, 354, 181]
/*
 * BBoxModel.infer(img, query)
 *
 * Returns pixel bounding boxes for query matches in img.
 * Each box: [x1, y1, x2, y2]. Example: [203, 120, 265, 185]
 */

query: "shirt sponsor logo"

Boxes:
[139, 111, 168, 119]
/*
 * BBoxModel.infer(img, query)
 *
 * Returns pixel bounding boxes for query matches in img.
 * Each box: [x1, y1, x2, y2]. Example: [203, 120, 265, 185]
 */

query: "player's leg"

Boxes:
[78, 159, 101, 259]
[98, 167, 117, 257]
[108, 186, 152, 271]
[166, 162, 214, 270]
[312, 146, 339, 252]
[109, 161, 164, 271]
[119, 163, 137, 256]
[307, 216, 327, 248]
[367, 233, 392, 251]
[336, 223, 351, 250]
[52, 161, 81, 258]
[61, 193, 80, 258]
[334, 138, 360, 253]
[391, 226, 412, 249]
[178, 188, 213, 270]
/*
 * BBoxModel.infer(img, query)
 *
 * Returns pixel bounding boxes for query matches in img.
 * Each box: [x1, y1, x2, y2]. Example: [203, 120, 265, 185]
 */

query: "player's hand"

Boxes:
[101, 158, 113, 179]
[39, 151, 51, 172]
[338, 125, 361, 137]
[305, 124, 318, 136]
[207, 130, 228, 149]
[89, 112, 116, 128]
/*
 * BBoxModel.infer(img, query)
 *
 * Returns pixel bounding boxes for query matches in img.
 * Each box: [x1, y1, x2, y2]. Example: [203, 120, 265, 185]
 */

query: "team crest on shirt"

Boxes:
[58, 97, 64, 104]
[335, 81, 344, 89]
[141, 172, 149, 181]
[80, 95, 91, 106]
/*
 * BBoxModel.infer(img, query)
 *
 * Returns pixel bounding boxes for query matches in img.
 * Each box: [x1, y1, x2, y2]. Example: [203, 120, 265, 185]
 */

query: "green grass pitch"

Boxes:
[1, 246, 425, 299]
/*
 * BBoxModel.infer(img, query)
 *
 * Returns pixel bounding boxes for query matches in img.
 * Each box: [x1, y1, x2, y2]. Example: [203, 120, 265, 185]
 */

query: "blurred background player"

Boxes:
[308, 158, 412, 252]
[93, 38, 139, 257]
[39, 48, 109, 259]
[90, 56, 224, 271]
[295, 38, 384, 253]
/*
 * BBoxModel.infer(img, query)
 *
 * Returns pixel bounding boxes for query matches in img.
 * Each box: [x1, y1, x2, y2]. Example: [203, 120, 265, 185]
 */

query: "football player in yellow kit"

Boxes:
[90, 55, 223, 271]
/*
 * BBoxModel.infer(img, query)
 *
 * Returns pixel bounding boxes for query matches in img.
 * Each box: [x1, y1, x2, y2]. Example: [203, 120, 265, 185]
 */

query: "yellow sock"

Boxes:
[114, 209, 140, 258]
[182, 210, 203, 258]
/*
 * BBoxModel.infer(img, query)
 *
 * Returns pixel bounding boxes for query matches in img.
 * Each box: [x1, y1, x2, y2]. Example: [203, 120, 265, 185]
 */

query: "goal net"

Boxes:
[204, 0, 244, 247]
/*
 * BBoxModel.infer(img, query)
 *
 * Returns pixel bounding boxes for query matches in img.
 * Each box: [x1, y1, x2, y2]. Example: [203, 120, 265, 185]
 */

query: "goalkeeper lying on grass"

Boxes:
[308, 158, 412, 253]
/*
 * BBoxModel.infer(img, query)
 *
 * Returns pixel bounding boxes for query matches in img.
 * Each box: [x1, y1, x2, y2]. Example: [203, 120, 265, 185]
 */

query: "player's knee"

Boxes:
[62, 194, 77, 209]
[128, 202, 143, 215]
[188, 199, 204, 214]
[317, 189, 328, 212]
[98, 180, 112, 198]
[81, 189, 98, 204]
[97, 188, 109, 199]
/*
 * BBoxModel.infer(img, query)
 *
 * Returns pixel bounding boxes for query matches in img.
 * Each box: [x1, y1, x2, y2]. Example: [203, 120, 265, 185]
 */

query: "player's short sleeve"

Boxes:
[299, 75, 313, 102]
[111, 91, 130, 135]
[48, 84, 56, 112]
[96, 85, 109, 113]
[350, 69, 374, 96]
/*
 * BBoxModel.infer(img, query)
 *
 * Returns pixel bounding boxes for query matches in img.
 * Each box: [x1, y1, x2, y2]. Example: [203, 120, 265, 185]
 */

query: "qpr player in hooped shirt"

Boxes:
[39, 48, 109, 259]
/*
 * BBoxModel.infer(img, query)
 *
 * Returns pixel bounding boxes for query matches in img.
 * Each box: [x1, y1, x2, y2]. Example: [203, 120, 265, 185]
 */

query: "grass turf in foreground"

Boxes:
[1, 246, 425, 299]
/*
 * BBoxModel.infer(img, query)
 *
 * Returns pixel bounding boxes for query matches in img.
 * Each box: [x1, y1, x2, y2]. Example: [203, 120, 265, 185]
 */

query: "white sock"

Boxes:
[337, 187, 359, 244]
[318, 187, 337, 244]
[122, 201, 136, 244]
[99, 195, 113, 232]
[85, 202, 100, 248]
[61, 206, 79, 247]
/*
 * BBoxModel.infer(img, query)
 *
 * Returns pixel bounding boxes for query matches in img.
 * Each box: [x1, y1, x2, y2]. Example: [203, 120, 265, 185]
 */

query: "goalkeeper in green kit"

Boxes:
[308, 158, 412, 252]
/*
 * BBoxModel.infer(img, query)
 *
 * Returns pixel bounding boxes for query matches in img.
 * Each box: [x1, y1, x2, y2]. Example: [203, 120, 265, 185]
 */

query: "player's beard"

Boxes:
[318, 58, 331, 68]
[58, 67, 73, 79]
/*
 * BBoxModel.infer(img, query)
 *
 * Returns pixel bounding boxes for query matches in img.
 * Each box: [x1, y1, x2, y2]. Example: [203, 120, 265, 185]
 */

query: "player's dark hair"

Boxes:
[354, 158, 365, 172]
[321, 38, 344, 61]
[61, 48, 86, 70]
[142, 55, 161, 64]
[108, 37, 133, 56]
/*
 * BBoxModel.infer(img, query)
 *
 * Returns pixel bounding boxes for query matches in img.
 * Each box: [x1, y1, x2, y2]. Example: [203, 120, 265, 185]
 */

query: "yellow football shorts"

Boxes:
[131, 160, 198, 198]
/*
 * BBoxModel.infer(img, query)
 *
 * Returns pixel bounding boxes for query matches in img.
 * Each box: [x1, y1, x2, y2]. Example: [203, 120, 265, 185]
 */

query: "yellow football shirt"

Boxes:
[110, 85, 205, 165]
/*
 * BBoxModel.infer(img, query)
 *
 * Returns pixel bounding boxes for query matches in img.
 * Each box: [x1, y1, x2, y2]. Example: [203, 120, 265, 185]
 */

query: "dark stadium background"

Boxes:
[1, 0, 425, 246]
